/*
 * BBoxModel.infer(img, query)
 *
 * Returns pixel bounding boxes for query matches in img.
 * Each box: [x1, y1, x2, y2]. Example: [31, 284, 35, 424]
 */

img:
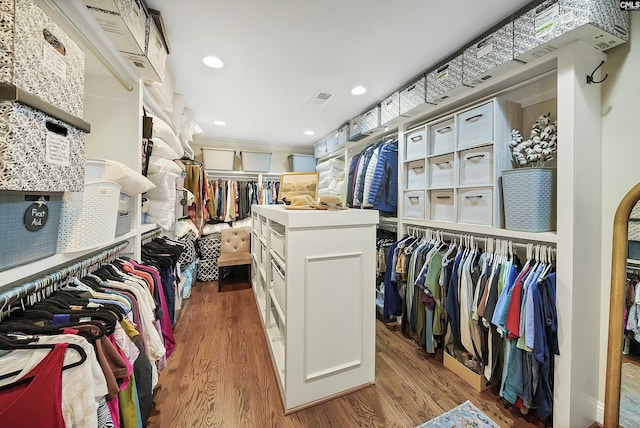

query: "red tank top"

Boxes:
[0, 343, 68, 428]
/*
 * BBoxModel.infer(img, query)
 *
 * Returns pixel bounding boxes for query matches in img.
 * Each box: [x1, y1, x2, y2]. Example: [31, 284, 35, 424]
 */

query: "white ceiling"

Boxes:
[145, 0, 533, 147]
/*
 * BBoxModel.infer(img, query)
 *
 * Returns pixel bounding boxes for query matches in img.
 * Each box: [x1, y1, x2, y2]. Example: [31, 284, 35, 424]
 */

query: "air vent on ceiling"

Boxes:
[308, 91, 334, 106]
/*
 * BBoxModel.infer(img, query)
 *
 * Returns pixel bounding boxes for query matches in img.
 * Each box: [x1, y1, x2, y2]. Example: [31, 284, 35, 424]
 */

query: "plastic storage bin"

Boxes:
[241, 151, 271, 172]
[0, 192, 62, 271]
[0, 0, 86, 117]
[288, 154, 316, 172]
[57, 181, 121, 252]
[202, 148, 235, 170]
[502, 168, 556, 232]
[115, 191, 132, 236]
[0, 101, 86, 192]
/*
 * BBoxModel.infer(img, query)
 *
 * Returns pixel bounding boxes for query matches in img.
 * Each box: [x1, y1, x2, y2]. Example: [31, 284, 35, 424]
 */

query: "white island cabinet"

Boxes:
[251, 205, 379, 413]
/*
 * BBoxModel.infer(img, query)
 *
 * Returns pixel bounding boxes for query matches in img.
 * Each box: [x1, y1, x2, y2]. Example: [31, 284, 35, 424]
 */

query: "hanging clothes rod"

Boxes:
[141, 227, 163, 245]
[0, 241, 129, 311]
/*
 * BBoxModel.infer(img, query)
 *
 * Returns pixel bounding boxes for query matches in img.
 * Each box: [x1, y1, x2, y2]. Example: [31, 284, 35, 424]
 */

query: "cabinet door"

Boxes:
[457, 102, 493, 148]
[459, 146, 493, 186]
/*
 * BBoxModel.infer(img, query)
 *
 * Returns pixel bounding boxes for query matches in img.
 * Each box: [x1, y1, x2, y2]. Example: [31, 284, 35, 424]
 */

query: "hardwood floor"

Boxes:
[147, 282, 547, 428]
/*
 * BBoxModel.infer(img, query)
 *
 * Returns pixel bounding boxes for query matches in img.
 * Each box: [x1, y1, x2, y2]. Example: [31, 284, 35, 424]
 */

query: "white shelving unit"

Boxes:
[251, 205, 378, 413]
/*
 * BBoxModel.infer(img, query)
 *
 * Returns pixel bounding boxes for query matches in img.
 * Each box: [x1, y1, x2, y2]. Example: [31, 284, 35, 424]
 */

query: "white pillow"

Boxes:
[201, 222, 231, 236]
[148, 156, 183, 175]
[175, 218, 199, 238]
[150, 115, 184, 158]
[103, 159, 156, 195]
[146, 172, 178, 200]
[146, 200, 175, 230]
[151, 137, 179, 159]
[181, 139, 195, 159]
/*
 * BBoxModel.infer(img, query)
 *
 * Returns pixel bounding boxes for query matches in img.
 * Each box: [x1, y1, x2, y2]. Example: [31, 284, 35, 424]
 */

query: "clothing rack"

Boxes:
[0, 240, 129, 316]
[205, 170, 280, 181]
[141, 227, 163, 245]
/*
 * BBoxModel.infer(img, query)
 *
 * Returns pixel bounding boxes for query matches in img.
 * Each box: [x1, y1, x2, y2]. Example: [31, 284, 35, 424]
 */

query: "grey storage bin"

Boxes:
[514, 0, 629, 63]
[380, 91, 401, 125]
[399, 75, 428, 116]
[360, 105, 382, 133]
[115, 211, 132, 236]
[502, 168, 556, 232]
[426, 55, 469, 104]
[463, 21, 521, 86]
[349, 115, 365, 141]
[336, 124, 350, 146]
[0, 192, 62, 271]
[288, 154, 316, 172]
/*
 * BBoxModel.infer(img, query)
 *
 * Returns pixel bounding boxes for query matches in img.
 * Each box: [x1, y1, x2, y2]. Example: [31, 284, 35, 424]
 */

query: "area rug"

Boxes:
[621, 363, 640, 428]
[416, 400, 499, 428]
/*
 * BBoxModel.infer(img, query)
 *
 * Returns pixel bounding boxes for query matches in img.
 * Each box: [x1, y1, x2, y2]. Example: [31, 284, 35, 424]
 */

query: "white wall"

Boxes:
[191, 138, 313, 173]
[598, 12, 640, 421]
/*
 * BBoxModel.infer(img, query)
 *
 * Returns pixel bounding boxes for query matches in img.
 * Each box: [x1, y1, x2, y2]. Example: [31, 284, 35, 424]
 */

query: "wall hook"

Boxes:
[586, 60, 608, 84]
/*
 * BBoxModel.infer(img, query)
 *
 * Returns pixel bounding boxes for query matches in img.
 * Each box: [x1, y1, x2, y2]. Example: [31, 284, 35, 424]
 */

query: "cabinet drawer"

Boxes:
[458, 188, 493, 226]
[260, 242, 268, 272]
[270, 225, 285, 260]
[405, 127, 426, 160]
[406, 160, 426, 189]
[260, 218, 268, 238]
[428, 155, 454, 188]
[271, 259, 286, 315]
[403, 190, 426, 220]
[459, 146, 493, 186]
[430, 190, 454, 222]
[457, 102, 493, 148]
[429, 118, 455, 155]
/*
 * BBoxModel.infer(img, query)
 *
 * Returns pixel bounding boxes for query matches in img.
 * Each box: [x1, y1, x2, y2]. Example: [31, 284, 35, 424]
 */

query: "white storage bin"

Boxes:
[381, 91, 401, 125]
[271, 259, 286, 314]
[202, 148, 235, 170]
[403, 190, 426, 220]
[459, 146, 493, 186]
[288, 154, 316, 172]
[58, 181, 121, 253]
[406, 160, 426, 189]
[428, 155, 454, 188]
[270, 224, 285, 259]
[430, 190, 455, 222]
[399, 75, 429, 116]
[405, 127, 427, 161]
[458, 187, 493, 226]
[514, 0, 629, 63]
[0, 101, 86, 192]
[426, 55, 469, 104]
[86, 0, 147, 55]
[121, 16, 167, 82]
[463, 22, 521, 86]
[314, 139, 327, 158]
[429, 118, 455, 155]
[1, 0, 85, 117]
[85, 159, 108, 183]
[241, 151, 271, 172]
[457, 102, 494, 148]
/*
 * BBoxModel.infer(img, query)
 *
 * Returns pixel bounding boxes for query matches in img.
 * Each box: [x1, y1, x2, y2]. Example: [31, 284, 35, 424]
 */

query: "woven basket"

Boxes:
[502, 167, 556, 232]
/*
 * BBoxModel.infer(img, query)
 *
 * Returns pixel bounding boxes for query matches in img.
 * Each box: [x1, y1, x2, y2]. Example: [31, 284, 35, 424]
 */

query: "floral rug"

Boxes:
[416, 400, 500, 428]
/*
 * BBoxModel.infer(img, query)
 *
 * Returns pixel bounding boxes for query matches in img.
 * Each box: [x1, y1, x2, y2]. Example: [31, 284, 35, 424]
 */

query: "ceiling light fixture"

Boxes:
[214, 120, 226, 126]
[351, 86, 367, 95]
[203, 56, 224, 68]
[304, 130, 314, 136]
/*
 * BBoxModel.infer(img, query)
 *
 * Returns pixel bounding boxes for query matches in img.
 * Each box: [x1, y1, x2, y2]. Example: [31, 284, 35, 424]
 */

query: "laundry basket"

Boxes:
[57, 181, 121, 253]
[502, 168, 556, 232]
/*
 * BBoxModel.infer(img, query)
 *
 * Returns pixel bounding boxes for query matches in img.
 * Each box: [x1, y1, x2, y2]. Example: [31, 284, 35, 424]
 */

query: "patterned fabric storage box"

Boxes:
[121, 16, 167, 82]
[0, 0, 85, 117]
[0, 101, 86, 192]
[514, 0, 629, 63]
[0, 192, 62, 271]
[380, 91, 401, 125]
[399, 75, 428, 117]
[349, 115, 365, 141]
[463, 22, 521, 86]
[178, 230, 198, 265]
[58, 181, 121, 253]
[86, 0, 148, 55]
[336, 124, 350, 146]
[426, 55, 469, 104]
[360, 105, 382, 134]
[196, 232, 222, 281]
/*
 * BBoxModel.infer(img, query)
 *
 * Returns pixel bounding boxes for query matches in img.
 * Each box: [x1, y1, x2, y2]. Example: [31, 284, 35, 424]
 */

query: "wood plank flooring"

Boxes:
[147, 282, 547, 428]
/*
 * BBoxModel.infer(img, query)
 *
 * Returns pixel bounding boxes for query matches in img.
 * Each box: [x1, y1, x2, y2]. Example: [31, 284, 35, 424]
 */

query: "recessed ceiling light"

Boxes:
[351, 86, 367, 95]
[203, 56, 224, 68]
[304, 130, 314, 135]
[214, 120, 226, 126]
